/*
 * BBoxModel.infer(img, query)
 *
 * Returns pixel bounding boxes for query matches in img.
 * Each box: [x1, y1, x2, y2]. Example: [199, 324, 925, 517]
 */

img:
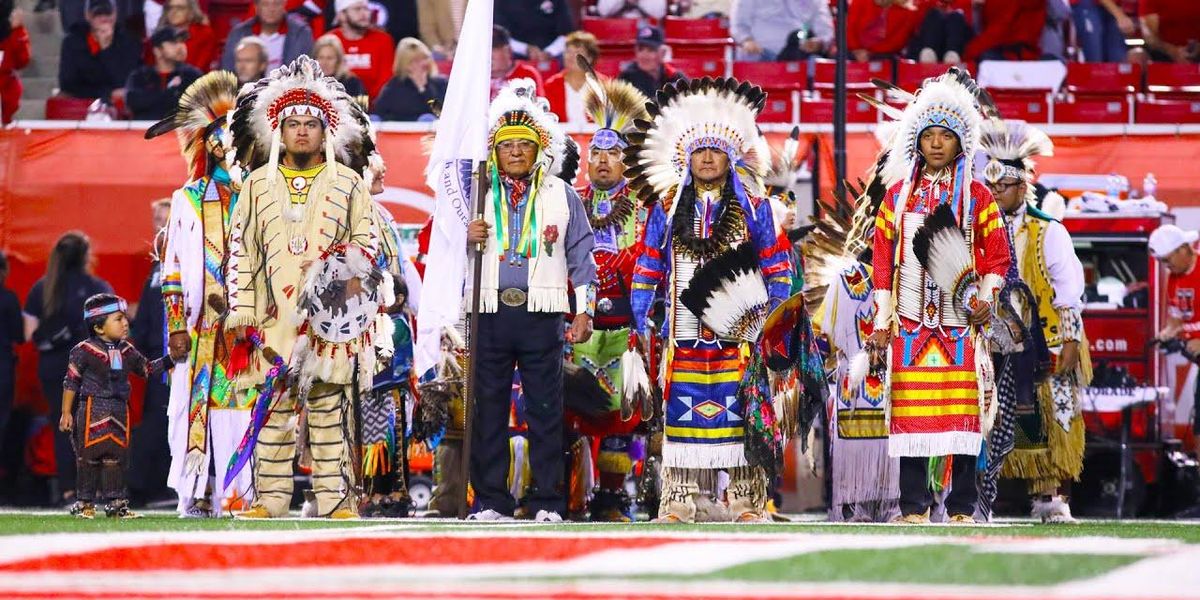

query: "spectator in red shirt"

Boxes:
[847, 0, 924, 61]
[155, 0, 217, 71]
[544, 31, 597, 124]
[1138, 0, 1200, 63]
[0, 2, 32, 124]
[490, 25, 543, 100]
[1152, 225, 1200, 343]
[964, 0, 1046, 62]
[329, 0, 393, 99]
[1150, 224, 1200, 449]
[314, 33, 365, 97]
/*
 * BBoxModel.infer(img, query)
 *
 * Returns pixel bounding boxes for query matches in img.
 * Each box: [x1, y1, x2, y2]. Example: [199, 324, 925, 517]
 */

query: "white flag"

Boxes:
[414, 0, 493, 378]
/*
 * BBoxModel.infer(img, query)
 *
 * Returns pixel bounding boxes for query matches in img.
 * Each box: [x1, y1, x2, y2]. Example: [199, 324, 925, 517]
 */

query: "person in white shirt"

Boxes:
[981, 118, 1089, 525]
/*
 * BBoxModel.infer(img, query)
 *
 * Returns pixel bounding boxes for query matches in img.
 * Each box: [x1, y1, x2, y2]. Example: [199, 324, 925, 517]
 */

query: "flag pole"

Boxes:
[459, 160, 487, 519]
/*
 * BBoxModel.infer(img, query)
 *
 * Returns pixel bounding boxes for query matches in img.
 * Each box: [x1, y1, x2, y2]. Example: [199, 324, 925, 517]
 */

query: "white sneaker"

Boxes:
[943, 50, 961, 64]
[1043, 496, 1078, 524]
[467, 509, 514, 521]
[1032, 495, 1077, 523]
[534, 510, 563, 523]
[918, 47, 937, 64]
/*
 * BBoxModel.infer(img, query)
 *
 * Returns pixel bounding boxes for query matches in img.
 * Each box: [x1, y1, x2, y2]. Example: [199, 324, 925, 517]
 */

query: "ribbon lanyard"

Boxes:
[491, 164, 540, 258]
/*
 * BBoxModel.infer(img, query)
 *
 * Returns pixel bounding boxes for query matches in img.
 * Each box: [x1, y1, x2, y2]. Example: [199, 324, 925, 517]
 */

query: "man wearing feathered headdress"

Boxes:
[980, 119, 1088, 523]
[566, 66, 651, 522]
[623, 78, 793, 524]
[462, 78, 596, 523]
[223, 55, 386, 519]
[865, 68, 1011, 524]
[146, 70, 253, 519]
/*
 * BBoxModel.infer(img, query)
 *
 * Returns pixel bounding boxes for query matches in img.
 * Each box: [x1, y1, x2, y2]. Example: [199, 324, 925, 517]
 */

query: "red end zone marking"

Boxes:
[0, 536, 679, 572]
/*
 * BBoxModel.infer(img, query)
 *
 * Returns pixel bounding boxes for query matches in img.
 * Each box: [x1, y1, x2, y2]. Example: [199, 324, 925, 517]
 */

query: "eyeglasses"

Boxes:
[497, 140, 536, 153]
[987, 180, 1022, 194]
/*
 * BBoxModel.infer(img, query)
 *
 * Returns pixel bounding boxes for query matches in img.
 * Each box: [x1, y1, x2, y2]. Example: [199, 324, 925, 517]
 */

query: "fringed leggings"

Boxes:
[73, 395, 130, 503]
[251, 383, 355, 517]
[659, 465, 767, 522]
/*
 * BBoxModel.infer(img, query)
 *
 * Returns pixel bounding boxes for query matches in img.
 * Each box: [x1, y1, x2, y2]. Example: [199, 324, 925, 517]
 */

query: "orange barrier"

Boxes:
[2, 126, 1200, 413]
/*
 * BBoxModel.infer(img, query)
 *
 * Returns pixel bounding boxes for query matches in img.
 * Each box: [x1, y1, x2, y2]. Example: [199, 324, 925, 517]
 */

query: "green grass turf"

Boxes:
[704, 545, 1144, 586]
[1, 512, 1199, 542]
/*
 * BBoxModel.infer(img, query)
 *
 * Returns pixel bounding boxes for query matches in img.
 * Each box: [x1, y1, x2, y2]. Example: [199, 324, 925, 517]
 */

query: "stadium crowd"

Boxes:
[0, 0, 1198, 124]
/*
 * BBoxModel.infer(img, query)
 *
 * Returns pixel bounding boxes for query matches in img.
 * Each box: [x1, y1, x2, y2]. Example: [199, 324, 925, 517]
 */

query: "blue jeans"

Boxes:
[1072, 0, 1128, 62]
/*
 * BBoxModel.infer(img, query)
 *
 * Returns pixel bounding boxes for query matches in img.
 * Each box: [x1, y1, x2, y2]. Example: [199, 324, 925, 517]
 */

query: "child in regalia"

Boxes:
[59, 294, 178, 518]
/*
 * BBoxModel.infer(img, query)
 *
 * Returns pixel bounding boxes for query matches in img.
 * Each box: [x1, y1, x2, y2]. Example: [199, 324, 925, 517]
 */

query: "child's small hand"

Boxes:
[58, 413, 73, 433]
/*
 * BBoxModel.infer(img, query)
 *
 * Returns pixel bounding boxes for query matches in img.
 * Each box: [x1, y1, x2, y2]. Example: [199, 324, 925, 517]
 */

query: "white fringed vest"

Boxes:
[480, 175, 571, 313]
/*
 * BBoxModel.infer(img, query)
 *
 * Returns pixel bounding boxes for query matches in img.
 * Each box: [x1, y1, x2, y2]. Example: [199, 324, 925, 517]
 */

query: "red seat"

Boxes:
[662, 16, 730, 40]
[208, 1, 250, 49]
[582, 17, 638, 57]
[1065, 62, 1142, 95]
[1052, 96, 1130, 124]
[663, 16, 732, 64]
[799, 93, 876, 124]
[895, 61, 980, 91]
[1136, 99, 1200, 124]
[670, 57, 727, 79]
[581, 17, 639, 43]
[668, 41, 731, 61]
[812, 59, 889, 90]
[1146, 63, 1200, 90]
[593, 56, 628, 78]
[987, 89, 1050, 122]
[732, 61, 807, 91]
[434, 60, 453, 76]
[44, 96, 97, 120]
[758, 92, 797, 123]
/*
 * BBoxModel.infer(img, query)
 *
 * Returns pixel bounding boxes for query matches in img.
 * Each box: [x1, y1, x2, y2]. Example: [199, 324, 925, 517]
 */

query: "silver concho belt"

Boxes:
[500, 288, 527, 307]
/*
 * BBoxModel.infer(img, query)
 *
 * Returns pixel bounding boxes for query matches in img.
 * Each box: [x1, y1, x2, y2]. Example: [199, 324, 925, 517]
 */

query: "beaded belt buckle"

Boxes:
[500, 288, 527, 307]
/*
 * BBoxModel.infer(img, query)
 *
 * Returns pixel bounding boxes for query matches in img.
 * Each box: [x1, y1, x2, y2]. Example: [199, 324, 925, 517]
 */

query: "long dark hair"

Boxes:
[43, 232, 91, 318]
[0, 0, 12, 42]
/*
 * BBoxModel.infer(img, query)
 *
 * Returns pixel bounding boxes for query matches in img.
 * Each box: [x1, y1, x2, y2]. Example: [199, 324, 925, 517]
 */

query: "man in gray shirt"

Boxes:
[464, 80, 596, 523]
[730, 0, 833, 61]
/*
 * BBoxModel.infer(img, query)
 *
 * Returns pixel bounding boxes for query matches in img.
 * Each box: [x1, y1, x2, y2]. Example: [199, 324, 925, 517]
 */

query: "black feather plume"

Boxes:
[911, 202, 959, 271]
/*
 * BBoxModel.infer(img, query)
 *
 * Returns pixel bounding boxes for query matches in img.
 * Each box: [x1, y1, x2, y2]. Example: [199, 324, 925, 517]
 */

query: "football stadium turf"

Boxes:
[1, 513, 1196, 598]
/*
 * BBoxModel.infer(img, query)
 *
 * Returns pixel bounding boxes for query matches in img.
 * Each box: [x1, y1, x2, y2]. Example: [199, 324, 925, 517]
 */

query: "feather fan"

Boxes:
[680, 242, 771, 342]
[911, 202, 978, 309]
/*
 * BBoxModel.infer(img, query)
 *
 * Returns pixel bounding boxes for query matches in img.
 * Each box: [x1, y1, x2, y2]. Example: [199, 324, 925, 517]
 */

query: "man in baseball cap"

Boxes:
[617, 25, 685, 100]
[1151, 223, 1200, 451]
[329, 0, 394, 99]
[1150, 224, 1200, 274]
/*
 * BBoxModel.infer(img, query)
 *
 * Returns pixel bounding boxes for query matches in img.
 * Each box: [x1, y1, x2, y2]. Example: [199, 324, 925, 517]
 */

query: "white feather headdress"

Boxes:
[623, 78, 767, 214]
[228, 55, 374, 179]
[879, 68, 985, 187]
[145, 70, 240, 180]
[487, 78, 568, 179]
[979, 118, 1054, 185]
[859, 67, 989, 224]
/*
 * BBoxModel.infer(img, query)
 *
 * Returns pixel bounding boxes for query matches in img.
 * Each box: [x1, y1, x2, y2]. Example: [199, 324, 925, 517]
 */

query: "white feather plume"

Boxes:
[630, 81, 764, 206]
[845, 350, 871, 397]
